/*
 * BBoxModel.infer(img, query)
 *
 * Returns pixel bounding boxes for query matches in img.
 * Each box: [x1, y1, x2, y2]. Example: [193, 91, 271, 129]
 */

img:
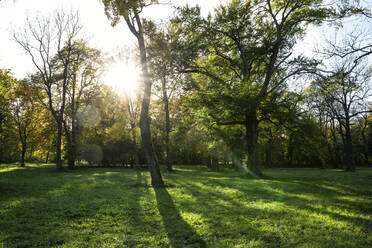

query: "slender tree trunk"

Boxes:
[18, 125, 26, 167]
[245, 111, 262, 176]
[360, 125, 369, 165]
[69, 121, 77, 169]
[206, 156, 212, 169]
[67, 149, 75, 169]
[130, 123, 140, 169]
[231, 143, 242, 171]
[265, 141, 272, 168]
[45, 151, 49, 163]
[135, 14, 164, 186]
[56, 119, 63, 171]
[162, 78, 172, 172]
[232, 154, 239, 170]
[211, 154, 219, 171]
[20, 141, 26, 167]
[68, 84, 77, 169]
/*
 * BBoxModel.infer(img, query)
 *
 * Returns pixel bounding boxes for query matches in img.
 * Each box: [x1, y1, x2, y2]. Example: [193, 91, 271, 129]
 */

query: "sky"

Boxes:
[0, 0, 370, 91]
[0, 0, 231, 94]
[0, 0, 228, 79]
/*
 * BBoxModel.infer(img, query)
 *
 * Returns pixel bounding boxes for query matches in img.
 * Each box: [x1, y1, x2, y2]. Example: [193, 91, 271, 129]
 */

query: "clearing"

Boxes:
[0, 164, 371, 247]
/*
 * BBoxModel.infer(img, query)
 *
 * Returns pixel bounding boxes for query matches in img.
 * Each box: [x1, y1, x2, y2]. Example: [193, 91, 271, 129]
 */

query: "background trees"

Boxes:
[0, 0, 371, 175]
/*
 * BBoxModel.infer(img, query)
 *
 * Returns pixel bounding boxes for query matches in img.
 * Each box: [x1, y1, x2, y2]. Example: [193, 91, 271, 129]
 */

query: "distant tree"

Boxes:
[309, 58, 371, 171]
[101, 0, 164, 185]
[9, 80, 42, 166]
[124, 94, 141, 169]
[13, 10, 82, 171]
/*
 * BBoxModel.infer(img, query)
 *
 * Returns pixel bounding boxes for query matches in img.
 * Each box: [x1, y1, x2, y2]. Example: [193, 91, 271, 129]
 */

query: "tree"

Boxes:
[101, 0, 164, 185]
[61, 40, 104, 169]
[171, 0, 331, 176]
[13, 10, 82, 171]
[0, 70, 18, 163]
[124, 94, 141, 169]
[308, 57, 371, 171]
[144, 20, 183, 172]
[9, 80, 41, 166]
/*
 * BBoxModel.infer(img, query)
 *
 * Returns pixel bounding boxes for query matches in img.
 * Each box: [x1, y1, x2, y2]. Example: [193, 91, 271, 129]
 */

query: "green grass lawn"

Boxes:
[0, 164, 371, 248]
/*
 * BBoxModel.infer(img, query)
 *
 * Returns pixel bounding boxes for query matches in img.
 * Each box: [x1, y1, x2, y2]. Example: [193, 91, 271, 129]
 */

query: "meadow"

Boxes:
[0, 164, 371, 247]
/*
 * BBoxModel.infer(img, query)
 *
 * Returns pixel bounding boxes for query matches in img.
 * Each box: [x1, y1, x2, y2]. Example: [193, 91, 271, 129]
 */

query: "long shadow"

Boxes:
[154, 187, 207, 248]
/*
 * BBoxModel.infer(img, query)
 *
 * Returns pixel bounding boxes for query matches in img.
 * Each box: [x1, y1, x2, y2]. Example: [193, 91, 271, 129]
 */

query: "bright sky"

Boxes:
[0, 0, 369, 94]
[0, 0, 228, 94]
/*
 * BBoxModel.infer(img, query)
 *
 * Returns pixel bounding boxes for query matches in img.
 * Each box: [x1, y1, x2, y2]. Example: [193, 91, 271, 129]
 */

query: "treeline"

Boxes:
[1, 1, 371, 182]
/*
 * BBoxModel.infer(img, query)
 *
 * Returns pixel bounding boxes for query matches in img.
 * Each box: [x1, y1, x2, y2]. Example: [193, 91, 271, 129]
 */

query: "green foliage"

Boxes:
[0, 70, 18, 162]
[1, 164, 371, 247]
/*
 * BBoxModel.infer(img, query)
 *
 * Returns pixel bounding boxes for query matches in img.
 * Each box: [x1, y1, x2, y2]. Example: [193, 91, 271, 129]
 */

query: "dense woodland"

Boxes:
[0, 0, 371, 185]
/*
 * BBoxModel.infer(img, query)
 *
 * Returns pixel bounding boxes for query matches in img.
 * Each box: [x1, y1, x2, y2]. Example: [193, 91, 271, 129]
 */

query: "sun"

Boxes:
[104, 60, 140, 96]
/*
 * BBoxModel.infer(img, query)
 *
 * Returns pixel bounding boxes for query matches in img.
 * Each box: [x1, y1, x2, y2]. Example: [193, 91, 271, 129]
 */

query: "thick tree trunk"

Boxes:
[135, 14, 164, 186]
[162, 78, 172, 172]
[56, 120, 63, 171]
[245, 112, 262, 176]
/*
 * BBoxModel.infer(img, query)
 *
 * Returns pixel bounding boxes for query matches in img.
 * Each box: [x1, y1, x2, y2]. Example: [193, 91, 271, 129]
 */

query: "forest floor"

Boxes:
[0, 164, 371, 248]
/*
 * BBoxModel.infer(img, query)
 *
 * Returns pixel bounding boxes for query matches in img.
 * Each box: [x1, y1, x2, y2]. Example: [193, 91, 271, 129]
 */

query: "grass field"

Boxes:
[0, 164, 371, 248]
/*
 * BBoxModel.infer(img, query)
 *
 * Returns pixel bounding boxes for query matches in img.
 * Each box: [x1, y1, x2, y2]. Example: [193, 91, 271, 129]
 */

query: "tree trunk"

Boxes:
[360, 124, 369, 165]
[135, 13, 164, 186]
[211, 154, 219, 172]
[130, 123, 140, 169]
[67, 149, 75, 169]
[231, 143, 242, 171]
[344, 122, 355, 171]
[245, 112, 262, 176]
[265, 141, 272, 168]
[68, 123, 77, 169]
[45, 151, 49, 163]
[56, 119, 63, 171]
[20, 141, 26, 167]
[162, 78, 172, 172]
[206, 156, 212, 169]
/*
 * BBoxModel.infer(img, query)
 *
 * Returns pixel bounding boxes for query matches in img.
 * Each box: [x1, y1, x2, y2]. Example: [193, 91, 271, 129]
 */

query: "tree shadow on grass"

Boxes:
[154, 187, 207, 248]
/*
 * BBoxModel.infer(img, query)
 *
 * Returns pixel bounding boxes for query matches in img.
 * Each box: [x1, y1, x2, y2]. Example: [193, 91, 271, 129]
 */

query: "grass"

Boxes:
[0, 164, 371, 248]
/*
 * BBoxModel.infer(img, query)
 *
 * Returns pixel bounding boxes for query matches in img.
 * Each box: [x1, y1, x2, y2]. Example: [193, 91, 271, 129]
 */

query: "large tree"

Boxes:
[171, 0, 331, 176]
[101, 0, 164, 185]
